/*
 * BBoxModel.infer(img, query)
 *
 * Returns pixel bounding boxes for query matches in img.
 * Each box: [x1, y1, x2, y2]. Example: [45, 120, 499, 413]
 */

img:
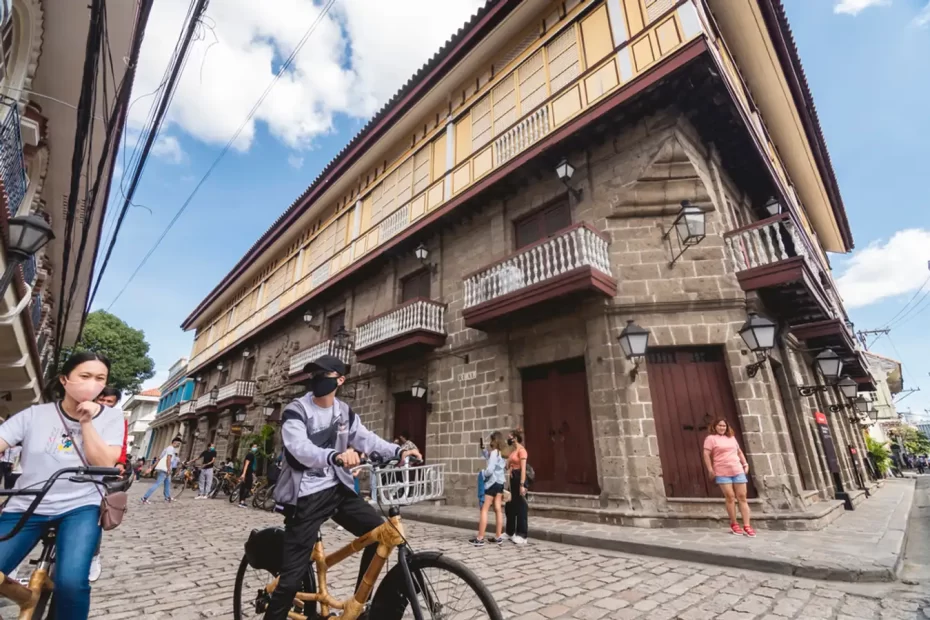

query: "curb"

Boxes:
[403, 510, 899, 583]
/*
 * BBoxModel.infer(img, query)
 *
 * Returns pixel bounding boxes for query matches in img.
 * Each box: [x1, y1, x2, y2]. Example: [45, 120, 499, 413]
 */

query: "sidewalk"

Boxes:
[403, 478, 916, 583]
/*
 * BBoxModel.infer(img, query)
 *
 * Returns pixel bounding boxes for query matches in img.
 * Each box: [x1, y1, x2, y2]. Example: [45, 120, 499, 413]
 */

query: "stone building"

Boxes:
[177, 0, 877, 527]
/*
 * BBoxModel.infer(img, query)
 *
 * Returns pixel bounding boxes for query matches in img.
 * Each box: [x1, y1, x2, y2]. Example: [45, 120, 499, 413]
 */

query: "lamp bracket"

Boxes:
[745, 351, 769, 378]
[628, 358, 643, 381]
[797, 385, 830, 397]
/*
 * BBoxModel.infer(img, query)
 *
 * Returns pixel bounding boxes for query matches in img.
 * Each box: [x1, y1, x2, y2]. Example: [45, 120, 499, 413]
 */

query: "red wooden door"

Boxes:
[393, 393, 428, 457]
[521, 358, 600, 494]
[646, 347, 754, 498]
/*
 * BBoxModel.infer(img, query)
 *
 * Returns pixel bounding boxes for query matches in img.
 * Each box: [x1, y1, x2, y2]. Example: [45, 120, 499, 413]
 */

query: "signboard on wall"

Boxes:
[814, 411, 840, 474]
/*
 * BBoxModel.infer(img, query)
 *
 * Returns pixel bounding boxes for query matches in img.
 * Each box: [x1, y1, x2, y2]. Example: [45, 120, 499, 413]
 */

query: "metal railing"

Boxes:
[0, 100, 27, 216]
[463, 223, 612, 309]
[29, 293, 41, 328]
[288, 339, 353, 375]
[22, 255, 36, 285]
[217, 379, 256, 401]
[355, 299, 446, 351]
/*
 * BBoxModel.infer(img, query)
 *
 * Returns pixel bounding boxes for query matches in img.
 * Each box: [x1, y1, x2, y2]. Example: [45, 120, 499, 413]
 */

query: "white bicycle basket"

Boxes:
[372, 463, 444, 506]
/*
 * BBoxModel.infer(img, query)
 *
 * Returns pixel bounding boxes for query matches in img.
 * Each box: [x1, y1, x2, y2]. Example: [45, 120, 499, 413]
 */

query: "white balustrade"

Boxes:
[179, 401, 195, 416]
[195, 392, 217, 411]
[379, 204, 410, 241]
[463, 225, 612, 309]
[356, 300, 446, 351]
[217, 380, 256, 401]
[494, 106, 550, 165]
[288, 339, 353, 375]
[724, 215, 815, 275]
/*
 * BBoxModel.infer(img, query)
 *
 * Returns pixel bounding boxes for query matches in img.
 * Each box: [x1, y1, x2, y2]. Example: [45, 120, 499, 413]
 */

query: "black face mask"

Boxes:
[310, 375, 339, 398]
[507, 438, 514, 446]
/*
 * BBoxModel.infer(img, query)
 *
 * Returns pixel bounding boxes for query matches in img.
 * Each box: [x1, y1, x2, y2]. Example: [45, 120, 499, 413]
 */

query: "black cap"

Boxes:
[303, 354, 346, 377]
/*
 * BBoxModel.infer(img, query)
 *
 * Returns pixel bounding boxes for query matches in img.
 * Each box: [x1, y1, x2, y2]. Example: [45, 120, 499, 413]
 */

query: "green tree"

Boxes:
[887, 426, 930, 455]
[866, 436, 892, 475]
[61, 310, 156, 394]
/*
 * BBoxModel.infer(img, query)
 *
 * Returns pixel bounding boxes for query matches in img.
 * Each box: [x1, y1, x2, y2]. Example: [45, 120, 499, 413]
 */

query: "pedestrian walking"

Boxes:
[470, 432, 506, 546]
[196, 442, 217, 499]
[917, 455, 927, 475]
[503, 428, 530, 545]
[238, 442, 258, 507]
[263, 354, 421, 619]
[0, 351, 125, 620]
[141, 437, 181, 504]
[703, 418, 755, 537]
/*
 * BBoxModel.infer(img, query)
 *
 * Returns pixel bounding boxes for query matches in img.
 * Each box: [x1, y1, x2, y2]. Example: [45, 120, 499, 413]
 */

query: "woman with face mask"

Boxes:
[0, 351, 125, 620]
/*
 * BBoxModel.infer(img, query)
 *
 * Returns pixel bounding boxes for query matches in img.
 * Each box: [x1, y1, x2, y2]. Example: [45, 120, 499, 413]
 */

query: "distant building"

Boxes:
[145, 358, 194, 461]
[862, 352, 903, 445]
[916, 424, 930, 439]
[124, 389, 160, 457]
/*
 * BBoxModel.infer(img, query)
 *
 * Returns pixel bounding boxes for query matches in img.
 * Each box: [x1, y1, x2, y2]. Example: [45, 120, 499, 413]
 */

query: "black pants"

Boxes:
[505, 470, 528, 538]
[240, 472, 253, 503]
[264, 484, 384, 620]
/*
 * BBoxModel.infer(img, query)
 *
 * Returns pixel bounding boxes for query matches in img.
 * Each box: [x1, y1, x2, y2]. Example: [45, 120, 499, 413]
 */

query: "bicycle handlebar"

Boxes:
[0, 466, 121, 542]
[334, 451, 424, 471]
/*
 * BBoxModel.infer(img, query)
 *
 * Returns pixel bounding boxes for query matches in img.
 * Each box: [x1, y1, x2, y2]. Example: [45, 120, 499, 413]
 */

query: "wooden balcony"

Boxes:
[216, 380, 256, 408]
[463, 223, 616, 330]
[288, 339, 353, 383]
[354, 299, 446, 366]
[723, 214, 836, 327]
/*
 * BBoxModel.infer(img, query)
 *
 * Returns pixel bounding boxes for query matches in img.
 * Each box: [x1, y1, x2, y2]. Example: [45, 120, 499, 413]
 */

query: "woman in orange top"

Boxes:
[503, 428, 529, 544]
[702, 418, 754, 537]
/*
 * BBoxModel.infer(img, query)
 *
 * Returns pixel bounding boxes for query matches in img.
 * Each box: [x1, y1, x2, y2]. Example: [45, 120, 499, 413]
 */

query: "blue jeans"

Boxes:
[0, 505, 101, 620]
[142, 470, 171, 500]
[715, 473, 748, 484]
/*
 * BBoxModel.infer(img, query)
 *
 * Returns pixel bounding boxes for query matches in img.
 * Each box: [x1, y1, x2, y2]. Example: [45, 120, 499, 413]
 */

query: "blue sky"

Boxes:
[92, 1, 930, 419]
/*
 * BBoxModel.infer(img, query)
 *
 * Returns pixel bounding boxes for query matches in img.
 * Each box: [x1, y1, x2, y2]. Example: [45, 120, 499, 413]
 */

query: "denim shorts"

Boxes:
[715, 474, 748, 484]
[485, 483, 504, 497]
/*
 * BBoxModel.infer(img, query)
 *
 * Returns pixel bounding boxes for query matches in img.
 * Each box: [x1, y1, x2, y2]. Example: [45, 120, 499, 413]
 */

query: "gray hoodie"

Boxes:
[273, 393, 400, 508]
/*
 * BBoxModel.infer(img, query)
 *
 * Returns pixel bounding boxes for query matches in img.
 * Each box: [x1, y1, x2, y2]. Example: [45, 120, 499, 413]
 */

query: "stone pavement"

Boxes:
[404, 479, 916, 583]
[1, 482, 927, 620]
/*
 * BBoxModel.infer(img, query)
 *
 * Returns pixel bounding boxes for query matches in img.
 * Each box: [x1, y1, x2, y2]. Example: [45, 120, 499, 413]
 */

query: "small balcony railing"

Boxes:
[179, 401, 195, 416]
[723, 214, 821, 275]
[29, 293, 41, 329]
[195, 391, 217, 411]
[356, 299, 446, 351]
[22, 255, 36, 286]
[289, 339, 353, 376]
[217, 379, 256, 402]
[463, 223, 612, 309]
[0, 102, 27, 215]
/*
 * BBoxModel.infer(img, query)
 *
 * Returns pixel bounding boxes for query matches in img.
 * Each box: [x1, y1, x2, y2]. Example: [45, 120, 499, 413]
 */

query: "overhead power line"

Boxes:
[87, 0, 212, 313]
[100, 0, 338, 312]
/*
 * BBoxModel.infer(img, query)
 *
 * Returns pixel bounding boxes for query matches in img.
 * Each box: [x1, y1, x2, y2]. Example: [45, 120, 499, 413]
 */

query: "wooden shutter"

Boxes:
[471, 94, 492, 152]
[547, 27, 580, 93]
[327, 311, 346, 336]
[491, 75, 517, 135]
[518, 50, 547, 114]
[401, 270, 431, 302]
[514, 200, 571, 249]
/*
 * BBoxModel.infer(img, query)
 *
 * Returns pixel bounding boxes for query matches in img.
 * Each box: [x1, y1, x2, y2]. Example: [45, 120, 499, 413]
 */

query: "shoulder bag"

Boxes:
[55, 404, 128, 531]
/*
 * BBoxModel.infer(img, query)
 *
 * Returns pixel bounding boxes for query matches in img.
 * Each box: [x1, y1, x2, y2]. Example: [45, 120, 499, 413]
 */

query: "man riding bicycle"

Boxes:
[0, 351, 124, 620]
[266, 354, 420, 620]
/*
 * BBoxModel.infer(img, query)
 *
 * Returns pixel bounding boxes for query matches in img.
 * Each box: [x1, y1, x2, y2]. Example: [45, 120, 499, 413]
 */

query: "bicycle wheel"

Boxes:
[261, 484, 277, 511]
[230, 482, 241, 503]
[370, 550, 503, 619]
[252, 487, 264, 508]
[173, 476, 187, 499]
[232, 555, 318, 620]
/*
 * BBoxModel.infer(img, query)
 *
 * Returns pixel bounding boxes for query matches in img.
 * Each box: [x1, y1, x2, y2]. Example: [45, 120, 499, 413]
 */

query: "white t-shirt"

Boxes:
[0, 402, 124, 515]
[155, 445, 176, 472]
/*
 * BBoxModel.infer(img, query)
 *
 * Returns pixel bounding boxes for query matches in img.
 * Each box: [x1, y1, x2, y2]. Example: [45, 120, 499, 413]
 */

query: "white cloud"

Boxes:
[287, 154, 304, 169]
[913, 1, 930, 27]
[834, 0, 891, 15]
[151, 135, 185, 163]
[836, 229, 930, 308]
[131, 0, 484, 152]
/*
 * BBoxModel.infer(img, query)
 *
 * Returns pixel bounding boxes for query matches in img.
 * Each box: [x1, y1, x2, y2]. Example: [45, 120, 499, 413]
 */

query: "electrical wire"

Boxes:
[87, 0, 212, 313]
[886, 288, 930, 330]
[879, 273, 930, 329]
[99, 0, 339, 312]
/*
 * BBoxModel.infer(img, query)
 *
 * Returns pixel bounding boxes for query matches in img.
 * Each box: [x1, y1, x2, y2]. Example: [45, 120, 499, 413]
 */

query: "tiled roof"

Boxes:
[139, 388, 161, 397]
[181, 1, 520, 330]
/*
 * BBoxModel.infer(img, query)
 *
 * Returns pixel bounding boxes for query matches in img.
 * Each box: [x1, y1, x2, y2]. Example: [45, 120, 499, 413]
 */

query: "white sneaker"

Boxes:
[512, 535, 527, 545]
[498, 534, 510, 542]
[88, 555, 102, 582]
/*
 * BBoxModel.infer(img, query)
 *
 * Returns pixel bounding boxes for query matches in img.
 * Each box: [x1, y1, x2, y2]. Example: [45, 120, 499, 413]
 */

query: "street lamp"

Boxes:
[217, 362, 225, 372]
[242, 349, 251, 358]
[738, 312, 776, 378]
[555, 157, 582, 201]
[855, 396, 873, 415]
[333, 326, 351, 349]
[814, 349, 843, 381]
[209, 386, 219, 402]
[838, 376, 858, 401]
[0, 214, 54, 297]
[414, 243, 429, 262]
[411, 379, 427, 399]
[234, 409, 247, 424]
[663, 201, 706, 267]
[618, 320, 651, 380]
[763, 197, 782, 217]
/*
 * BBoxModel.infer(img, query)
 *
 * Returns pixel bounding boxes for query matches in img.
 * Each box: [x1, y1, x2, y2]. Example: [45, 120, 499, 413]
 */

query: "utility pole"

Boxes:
[857, 328, 891, 350]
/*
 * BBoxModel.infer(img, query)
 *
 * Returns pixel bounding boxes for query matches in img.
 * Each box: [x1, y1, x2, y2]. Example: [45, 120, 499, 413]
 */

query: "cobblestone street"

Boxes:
[4, 485, 923, 620]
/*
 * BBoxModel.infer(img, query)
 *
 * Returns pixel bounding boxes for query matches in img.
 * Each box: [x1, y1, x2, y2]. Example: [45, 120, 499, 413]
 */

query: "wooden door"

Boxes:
[393, 393, 428, 457]
[521, 358, 600, 494]
[647, 347, 755, 498]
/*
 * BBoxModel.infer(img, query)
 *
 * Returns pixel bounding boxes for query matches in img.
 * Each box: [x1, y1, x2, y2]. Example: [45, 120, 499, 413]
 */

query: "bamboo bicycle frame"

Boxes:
[266, 514, 407, 620]
[0, 566, 53, 620]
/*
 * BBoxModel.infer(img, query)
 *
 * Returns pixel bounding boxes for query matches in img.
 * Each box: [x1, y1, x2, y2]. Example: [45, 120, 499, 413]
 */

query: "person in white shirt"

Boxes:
[141, 437, 181, 504]
[0, 351, 124, 620]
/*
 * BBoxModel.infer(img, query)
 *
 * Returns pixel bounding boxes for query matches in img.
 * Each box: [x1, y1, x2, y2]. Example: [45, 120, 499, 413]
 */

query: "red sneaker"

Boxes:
[729, 523, 744, 536]
[743, 525, 756, 538]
